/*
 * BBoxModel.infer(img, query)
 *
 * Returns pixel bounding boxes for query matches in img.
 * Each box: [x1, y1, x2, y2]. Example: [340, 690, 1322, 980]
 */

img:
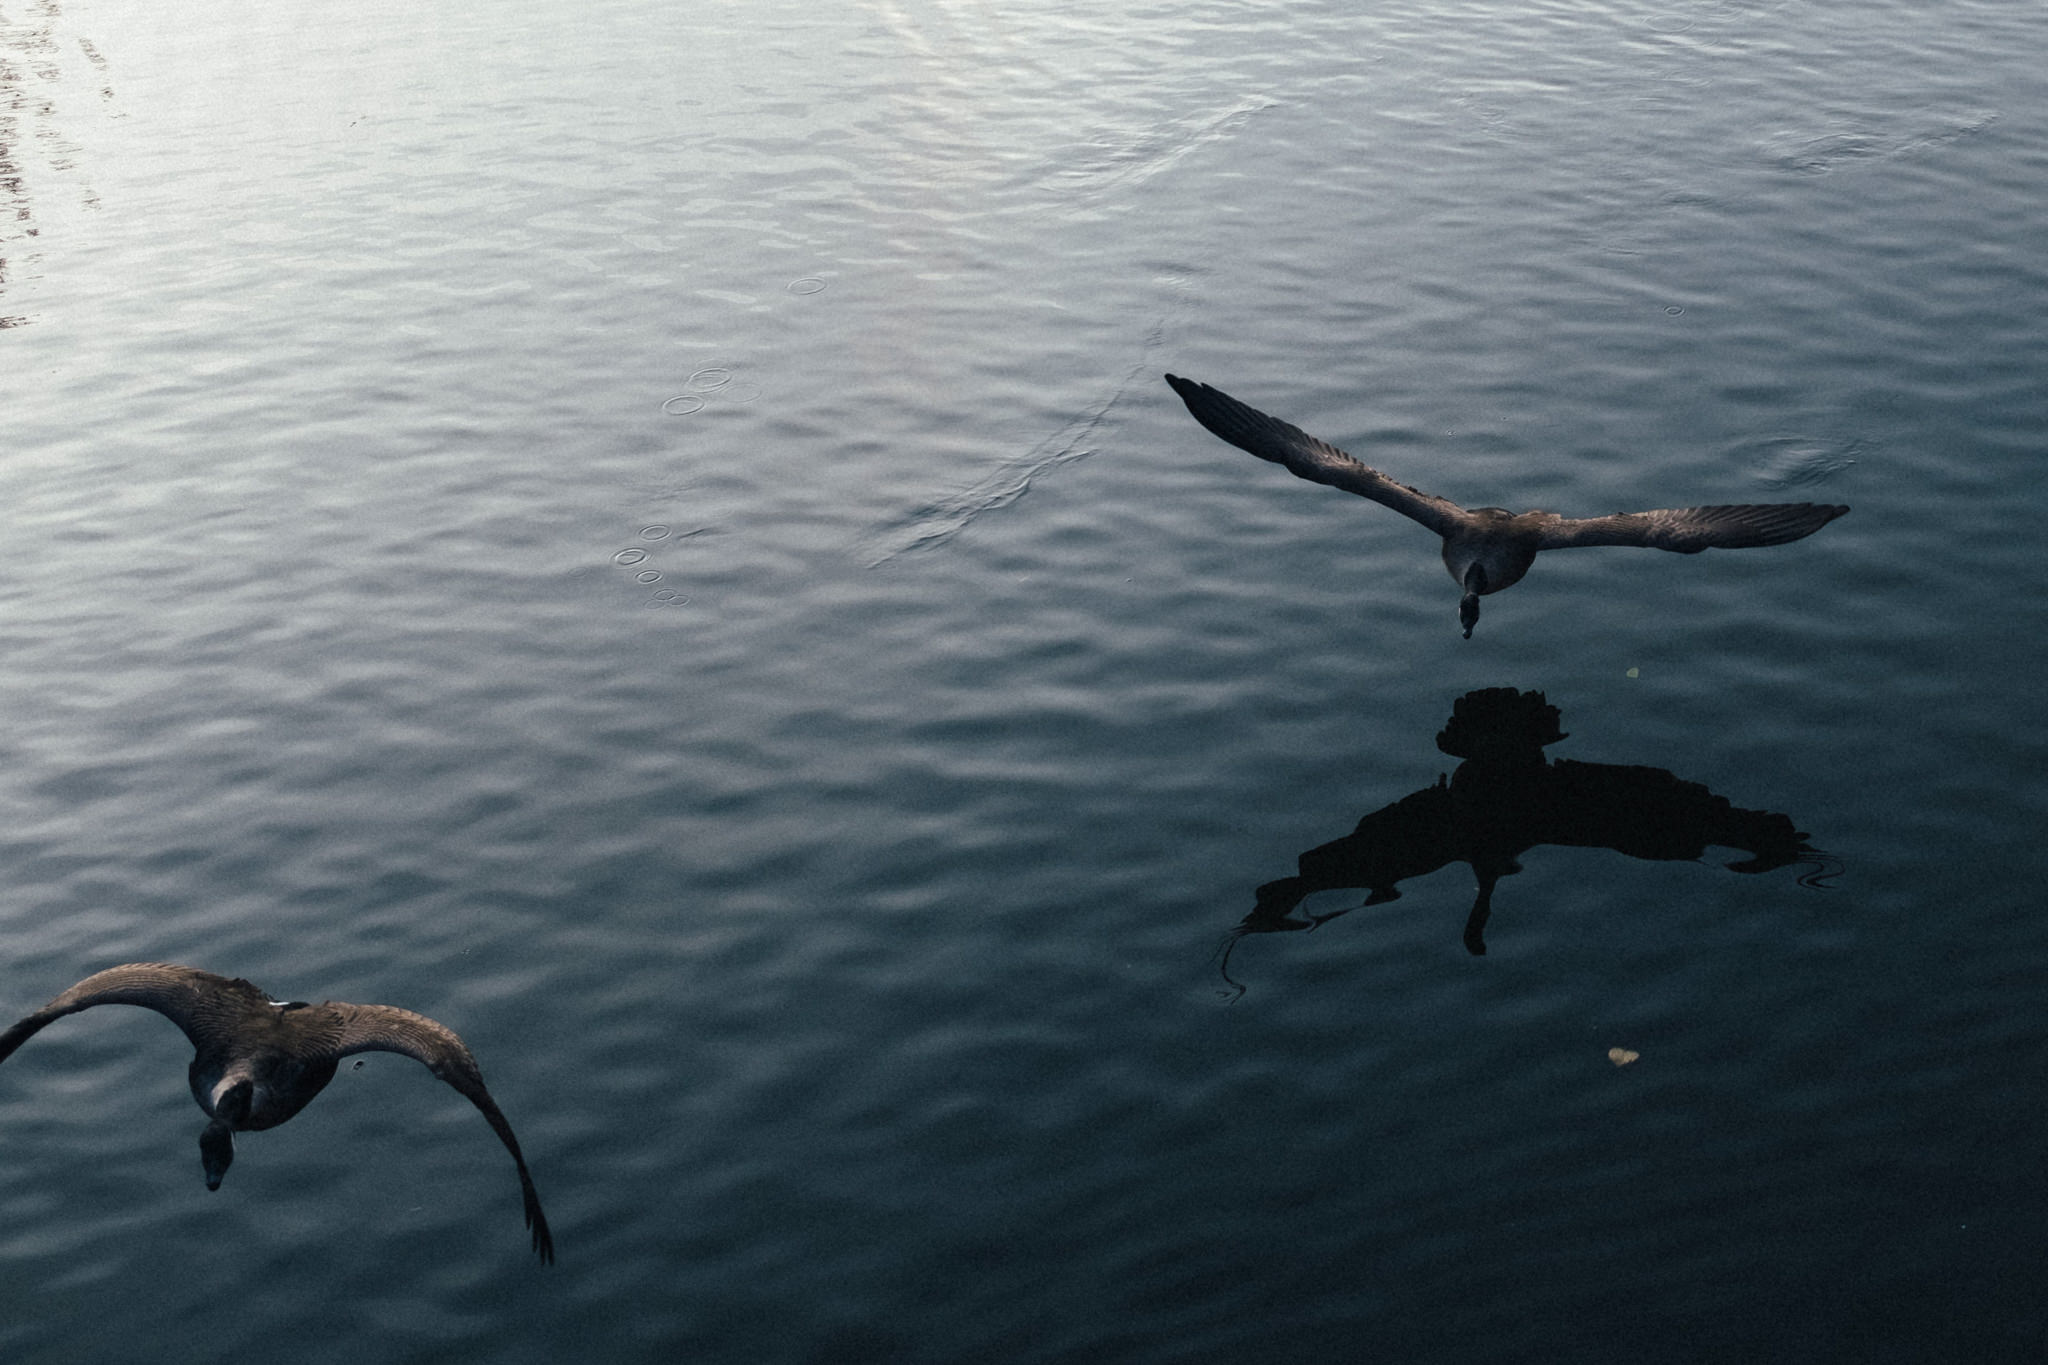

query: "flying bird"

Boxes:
[1165, 374, 1848, 636]
[0, 962, 554, 1263]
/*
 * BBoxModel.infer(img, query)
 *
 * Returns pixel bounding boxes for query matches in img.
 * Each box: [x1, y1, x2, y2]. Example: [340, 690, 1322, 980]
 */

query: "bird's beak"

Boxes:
[200, 1121, 235, 1190]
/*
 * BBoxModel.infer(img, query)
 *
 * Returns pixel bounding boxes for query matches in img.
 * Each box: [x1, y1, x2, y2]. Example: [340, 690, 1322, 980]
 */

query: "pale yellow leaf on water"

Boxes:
[1608, 1047, 1640, 1066]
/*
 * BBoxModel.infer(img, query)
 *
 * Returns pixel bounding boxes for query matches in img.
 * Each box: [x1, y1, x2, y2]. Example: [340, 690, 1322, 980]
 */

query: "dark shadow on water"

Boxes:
[1218, 688, 1840, 997]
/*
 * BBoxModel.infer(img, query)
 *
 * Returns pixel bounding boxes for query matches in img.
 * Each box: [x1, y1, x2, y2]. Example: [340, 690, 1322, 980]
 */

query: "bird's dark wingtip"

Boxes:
[1798, 502, 1851, 529]
[1795, 502, 1852, 540]
[519, 1174, 556, 1264]
[530, 1211, 556, 1266]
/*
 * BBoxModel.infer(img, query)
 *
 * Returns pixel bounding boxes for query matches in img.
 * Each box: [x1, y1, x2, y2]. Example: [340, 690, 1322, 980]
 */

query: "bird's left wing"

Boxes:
[1166, 375, 1466, 535]
[0, 963, 265, 1065]
[333, 1002, 555, 1263]
[1533, 502, 1848, 553]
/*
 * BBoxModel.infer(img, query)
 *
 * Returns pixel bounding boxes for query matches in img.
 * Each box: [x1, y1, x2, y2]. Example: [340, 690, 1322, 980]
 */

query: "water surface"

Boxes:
[2, 0, 2045, 1360]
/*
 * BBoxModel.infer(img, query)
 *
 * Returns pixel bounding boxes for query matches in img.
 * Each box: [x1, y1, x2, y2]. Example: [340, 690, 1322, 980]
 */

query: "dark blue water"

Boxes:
[2, 0, 2045, 1359]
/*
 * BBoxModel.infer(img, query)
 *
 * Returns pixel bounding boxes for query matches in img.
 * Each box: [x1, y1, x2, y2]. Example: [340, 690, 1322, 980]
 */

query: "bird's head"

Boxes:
[1458, 562, 1490, 638]
[199, 1078, 255, 1189]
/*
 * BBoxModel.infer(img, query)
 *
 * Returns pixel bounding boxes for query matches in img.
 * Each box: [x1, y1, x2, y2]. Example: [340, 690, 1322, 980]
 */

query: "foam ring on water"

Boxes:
[788, 277, 826, 295]
[636, 570, 663, 583]
[661, 394, 705, 416]
[641, 525, 672, 540]
[614, 548, 648, 566]
[688, 368, 733, 391]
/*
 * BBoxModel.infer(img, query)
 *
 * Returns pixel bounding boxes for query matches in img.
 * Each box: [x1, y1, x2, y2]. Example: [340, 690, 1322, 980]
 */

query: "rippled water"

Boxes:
[3, 0, 2045, 1359]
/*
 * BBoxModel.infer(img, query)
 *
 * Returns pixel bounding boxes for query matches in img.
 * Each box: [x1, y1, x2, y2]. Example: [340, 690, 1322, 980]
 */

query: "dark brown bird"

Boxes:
[0, 962, 553, 1264]
[1166, 374, 1849, 636]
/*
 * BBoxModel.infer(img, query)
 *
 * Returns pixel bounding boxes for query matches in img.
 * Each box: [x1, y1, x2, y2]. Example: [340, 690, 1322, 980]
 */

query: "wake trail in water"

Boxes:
[861, 362, 1150, 567]
[1758, 108, 1998, 175]
[861, 91, 1266, 567]
[1041, 94, 1278, 200]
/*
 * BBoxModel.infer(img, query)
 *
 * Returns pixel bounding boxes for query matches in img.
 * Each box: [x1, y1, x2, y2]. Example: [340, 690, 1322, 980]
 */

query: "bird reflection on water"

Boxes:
[1219, 689, 1838, 994]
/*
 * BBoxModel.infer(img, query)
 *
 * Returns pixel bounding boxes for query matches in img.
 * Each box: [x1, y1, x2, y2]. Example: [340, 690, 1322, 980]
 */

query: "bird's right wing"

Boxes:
[0, 963, 261, 1065]
[1166, 375, 1465, 535]
[1534, 502, 1849, 553]
[332, 1003, 555, 1264]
